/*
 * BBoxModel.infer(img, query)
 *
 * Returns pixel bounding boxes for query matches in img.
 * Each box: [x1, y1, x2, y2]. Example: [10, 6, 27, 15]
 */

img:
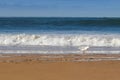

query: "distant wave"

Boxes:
[0, 18, 120, 26]
[0, 34, 120, 47]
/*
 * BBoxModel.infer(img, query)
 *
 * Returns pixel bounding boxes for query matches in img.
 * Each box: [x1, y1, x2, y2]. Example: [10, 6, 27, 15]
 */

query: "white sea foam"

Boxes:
[0, 34, 120, 47]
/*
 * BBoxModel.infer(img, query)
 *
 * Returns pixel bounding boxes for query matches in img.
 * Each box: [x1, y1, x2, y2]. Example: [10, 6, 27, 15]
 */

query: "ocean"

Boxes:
[0, 17, 120, 54]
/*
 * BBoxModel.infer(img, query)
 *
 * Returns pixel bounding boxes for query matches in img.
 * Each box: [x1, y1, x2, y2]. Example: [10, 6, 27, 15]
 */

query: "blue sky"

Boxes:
[0, 0, 120, 17]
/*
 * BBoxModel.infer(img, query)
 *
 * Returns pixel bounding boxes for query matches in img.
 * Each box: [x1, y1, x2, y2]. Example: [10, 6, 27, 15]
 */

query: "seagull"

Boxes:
[78, 46, 89, 54]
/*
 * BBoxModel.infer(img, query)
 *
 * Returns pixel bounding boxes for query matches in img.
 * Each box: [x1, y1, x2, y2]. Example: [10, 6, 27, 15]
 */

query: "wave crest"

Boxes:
[0, 34, 120, 47]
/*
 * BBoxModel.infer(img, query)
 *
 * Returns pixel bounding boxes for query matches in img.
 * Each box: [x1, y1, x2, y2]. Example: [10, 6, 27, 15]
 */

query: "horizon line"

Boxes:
[0, 16, 120, 18]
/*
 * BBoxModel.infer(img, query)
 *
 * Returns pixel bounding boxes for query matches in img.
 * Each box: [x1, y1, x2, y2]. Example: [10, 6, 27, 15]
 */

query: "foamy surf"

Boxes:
[0, 34, 120, 47]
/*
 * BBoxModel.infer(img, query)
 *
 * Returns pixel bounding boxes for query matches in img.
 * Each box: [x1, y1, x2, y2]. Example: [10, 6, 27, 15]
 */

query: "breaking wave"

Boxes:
[0, 34, 120, 47]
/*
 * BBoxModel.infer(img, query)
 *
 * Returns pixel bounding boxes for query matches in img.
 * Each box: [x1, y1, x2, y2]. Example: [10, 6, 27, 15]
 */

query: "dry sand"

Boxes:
[0, 54, 120, 80]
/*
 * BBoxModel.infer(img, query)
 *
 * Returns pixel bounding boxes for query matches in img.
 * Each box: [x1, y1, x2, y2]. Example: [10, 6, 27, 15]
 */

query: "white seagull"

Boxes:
[78, 46, 89, 54]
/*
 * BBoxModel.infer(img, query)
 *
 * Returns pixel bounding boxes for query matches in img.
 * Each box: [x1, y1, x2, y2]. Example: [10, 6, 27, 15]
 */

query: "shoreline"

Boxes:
[0, 54, 120, 63]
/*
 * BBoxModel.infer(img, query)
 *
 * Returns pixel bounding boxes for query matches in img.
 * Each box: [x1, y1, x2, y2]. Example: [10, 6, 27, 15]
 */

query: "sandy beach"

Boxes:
[0, 54, 120, 80]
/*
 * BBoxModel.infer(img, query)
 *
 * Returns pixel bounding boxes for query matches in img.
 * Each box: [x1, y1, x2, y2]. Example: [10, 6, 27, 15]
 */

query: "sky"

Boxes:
[0, 0, 120, 17]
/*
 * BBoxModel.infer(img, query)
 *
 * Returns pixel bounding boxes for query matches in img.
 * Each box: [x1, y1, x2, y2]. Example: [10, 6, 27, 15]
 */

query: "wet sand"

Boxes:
[0, 54, 120, 80]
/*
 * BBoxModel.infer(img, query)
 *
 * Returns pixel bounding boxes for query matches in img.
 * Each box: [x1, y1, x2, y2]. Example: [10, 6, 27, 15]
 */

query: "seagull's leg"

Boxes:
[83, 51, 85, 55]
